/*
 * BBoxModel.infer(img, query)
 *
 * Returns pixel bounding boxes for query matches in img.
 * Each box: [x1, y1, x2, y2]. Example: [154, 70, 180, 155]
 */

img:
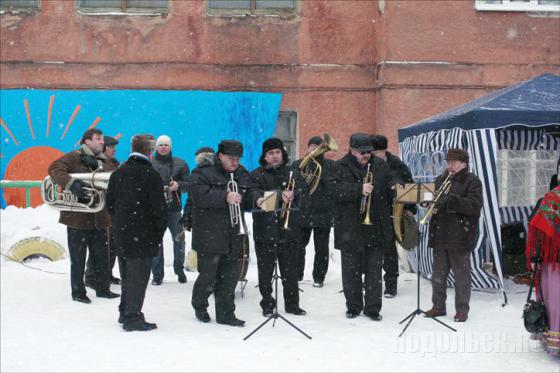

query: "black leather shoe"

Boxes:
[178, 272, 187, 284]
[151, 279, 162, 286]
[346, 310, 360, 319]
[286, 307, 307, 316]
[123, 320, 157, 332]
[313, 281, 324, 288]
[72, 294, 92, 304]
[195, 310, 211, 323]
[96, 290, 120, 299]
[364, 312, 383, 321]
[217, 317, 245, 327]
[384, 289, 397, 298]
[110, 276, 121, 285]
[262, 309, 273, 317]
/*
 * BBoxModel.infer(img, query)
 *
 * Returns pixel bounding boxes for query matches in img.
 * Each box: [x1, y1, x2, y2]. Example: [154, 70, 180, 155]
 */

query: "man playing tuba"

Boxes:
[48, 128, 119, 303]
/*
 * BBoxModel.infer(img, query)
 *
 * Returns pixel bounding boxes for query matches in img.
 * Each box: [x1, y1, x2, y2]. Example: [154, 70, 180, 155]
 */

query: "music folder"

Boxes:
[395, 182, 436, 204]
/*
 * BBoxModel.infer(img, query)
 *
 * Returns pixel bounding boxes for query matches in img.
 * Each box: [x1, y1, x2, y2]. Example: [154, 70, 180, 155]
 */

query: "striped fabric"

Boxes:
[496, 128, 560, 150]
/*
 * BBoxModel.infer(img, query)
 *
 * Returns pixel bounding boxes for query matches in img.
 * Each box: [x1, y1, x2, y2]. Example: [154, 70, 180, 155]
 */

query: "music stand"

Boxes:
[244, 191, 311, 340]
[396, 182, 457, 338]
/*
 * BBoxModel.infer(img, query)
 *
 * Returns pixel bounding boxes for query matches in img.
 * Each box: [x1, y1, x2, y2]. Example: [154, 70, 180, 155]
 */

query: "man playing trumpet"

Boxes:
[425, 148, 483, 323]
[332, 133, 395, 320]
[190, 140, 252, 327]
[251, 138, 309, 317]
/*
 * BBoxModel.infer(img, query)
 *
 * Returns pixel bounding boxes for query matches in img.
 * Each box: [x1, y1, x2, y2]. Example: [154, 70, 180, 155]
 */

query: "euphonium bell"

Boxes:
[299, 133, 338, 195]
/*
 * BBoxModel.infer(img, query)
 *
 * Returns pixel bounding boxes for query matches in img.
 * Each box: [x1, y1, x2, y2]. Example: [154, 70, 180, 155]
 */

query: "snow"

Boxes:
[1, 205, 558, 372]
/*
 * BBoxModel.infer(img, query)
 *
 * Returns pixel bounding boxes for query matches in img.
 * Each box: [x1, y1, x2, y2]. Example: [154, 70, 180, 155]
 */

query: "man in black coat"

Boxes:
[332, 133, 395, 321]
[370, 135, 417, 298]
[293, 136, 336, 287]
[251, 138, 309, 317]
[106, 134, 168, 332]
[190, 140, 252, 327]
[151, 135, 190, 285]
[425, 148, 483, 323]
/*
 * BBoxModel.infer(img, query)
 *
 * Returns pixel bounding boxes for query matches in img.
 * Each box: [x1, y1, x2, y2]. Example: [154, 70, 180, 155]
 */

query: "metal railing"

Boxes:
[0, 180, 43, 208]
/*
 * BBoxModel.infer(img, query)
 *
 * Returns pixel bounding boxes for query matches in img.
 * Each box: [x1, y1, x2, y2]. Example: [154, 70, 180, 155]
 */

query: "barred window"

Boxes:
[77, 0, 169, 15]
[275, 111, 297, 162]
[207, 0, 296, 17]
[475, 0, 560, 12]
[0, 0, 39, 12]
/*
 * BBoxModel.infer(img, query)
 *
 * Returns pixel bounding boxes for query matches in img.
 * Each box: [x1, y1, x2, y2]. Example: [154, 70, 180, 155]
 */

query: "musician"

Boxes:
[85, 135, 121, 287]
[106, 134, 168, 331]
[252, 138, 309, 317]
[48, 128, 119, 303]
[370, 135, 417, 298]
[151, 135, 190, 285]
[425, 148, 483, 323]
[293, 136, 336, 287]
[332, 133, 395, 320]
[190, 140, 251, 327]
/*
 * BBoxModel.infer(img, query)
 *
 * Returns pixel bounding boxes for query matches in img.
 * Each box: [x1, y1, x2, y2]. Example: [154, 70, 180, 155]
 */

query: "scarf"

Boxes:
[526, 185, 560, 269]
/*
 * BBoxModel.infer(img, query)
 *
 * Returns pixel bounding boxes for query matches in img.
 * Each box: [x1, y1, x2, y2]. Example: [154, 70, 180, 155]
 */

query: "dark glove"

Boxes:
[434, 195, 450, 210]
[68, 179, 88, 199]
[80, 154, 100, 170]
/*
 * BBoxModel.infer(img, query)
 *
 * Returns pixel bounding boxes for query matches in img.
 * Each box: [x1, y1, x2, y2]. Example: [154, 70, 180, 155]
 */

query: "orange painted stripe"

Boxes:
[24, 99, 36, 140]
[61, 104, 81, 140]
[114, 133, 122, 140]
[47, 95, 55, 137]
[74, 117, 101, 147]
[0, 117, 20, 146]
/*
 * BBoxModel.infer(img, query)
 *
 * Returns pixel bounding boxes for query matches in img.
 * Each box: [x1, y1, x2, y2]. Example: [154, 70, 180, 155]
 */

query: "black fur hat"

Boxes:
[259, 137, 289, 166]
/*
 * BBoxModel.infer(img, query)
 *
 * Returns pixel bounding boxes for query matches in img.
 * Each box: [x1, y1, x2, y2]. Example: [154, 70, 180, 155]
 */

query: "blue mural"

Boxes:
[0, 89, 282, 208]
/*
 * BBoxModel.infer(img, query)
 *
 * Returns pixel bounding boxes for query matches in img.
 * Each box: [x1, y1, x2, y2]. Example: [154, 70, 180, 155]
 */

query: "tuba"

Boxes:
[299, 133, 338, 195]
[41, 171, 112, 213]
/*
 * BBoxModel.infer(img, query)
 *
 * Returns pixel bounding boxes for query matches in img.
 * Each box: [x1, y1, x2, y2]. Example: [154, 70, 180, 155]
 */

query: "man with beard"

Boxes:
[48, 128, 119, 303]
[151, 135, 190, 285]
[251, 138, 309, 317]
[370, 135, 417, 298]
[332, 133, 395, 320]
[293, 136, 336, 288]
[190, 140, 251, 327]
[106, 134, 168, 331]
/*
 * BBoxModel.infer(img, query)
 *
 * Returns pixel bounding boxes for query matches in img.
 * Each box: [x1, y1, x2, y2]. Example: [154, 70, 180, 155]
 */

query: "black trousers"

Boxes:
[431, 248, 471, 314]
[255, 240, 300, 312]
[118, 256, 152, 323]
[341, 246, 383, 315]
[382, 240, 399, 292]
[67, 227, 109, 297]
[297, 226, 331, 283]
[85, 228, 116, 285]
[191, 247, 240, 323]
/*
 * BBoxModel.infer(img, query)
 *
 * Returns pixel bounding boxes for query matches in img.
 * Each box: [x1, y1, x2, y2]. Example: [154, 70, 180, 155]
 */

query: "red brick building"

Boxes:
[1, 0, 559, 157]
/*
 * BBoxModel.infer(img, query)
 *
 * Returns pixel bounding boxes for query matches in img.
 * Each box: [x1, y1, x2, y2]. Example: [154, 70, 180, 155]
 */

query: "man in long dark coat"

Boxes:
[251, 137, 309, 316]
[425, 148, 483, 323]
[106, 134, 168, 331]
[48, 128, 119, 303]
[332, 133, 395, 320]
[293, 136, 336, 287]
[190, 140, 252, 327]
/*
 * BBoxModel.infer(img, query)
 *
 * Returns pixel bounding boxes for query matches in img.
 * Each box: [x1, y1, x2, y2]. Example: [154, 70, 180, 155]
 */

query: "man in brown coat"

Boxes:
[48, 128, 119, 303]
[425, 148, 483, 322]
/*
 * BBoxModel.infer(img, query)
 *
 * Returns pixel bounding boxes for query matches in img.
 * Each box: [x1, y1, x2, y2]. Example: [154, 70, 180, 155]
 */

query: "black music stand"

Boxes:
[397, 182, 456, 338]
[244, 193, 311, 340]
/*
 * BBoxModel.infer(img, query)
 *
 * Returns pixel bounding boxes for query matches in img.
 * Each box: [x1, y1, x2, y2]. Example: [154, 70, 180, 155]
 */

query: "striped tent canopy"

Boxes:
[398, 73, 560, 302]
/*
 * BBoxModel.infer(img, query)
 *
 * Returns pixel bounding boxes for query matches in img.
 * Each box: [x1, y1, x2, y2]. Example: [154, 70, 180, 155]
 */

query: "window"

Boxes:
[497, 149, 557, 207]
[475, 0, 560, 12]
[207, 0, 296, 17]
[76, 0, 169, 15]
[0, 0, 39, 12]
[275, 111, 297, 162]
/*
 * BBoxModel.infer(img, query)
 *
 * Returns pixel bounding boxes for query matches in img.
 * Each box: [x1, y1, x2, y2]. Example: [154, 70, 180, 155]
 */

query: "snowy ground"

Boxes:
[1, 205, 558, 372]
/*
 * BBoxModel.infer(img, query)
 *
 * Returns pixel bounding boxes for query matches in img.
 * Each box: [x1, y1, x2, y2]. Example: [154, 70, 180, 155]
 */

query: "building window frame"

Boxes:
[475, 0, 560, 12]
[0, 0, 40, 13]
[275, 110, 298, 162]
[206, 0, 298, 18]
[76, 0, 170, 16]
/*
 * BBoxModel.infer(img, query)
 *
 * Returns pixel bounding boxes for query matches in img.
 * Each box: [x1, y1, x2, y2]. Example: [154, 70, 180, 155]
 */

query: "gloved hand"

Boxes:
[434, 194, 450, 210]
[68, 179, 88, 199]
[80, 154, 100, 170]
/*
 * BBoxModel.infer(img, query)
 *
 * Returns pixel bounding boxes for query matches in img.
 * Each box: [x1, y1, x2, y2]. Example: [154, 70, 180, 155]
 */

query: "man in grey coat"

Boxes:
[151, 135, 190, 285]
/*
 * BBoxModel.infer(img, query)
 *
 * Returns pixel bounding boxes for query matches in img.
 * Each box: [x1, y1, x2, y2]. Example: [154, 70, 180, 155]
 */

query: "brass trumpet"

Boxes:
[361, 163, 373, 225]
[227, 173, 247, 235]
[280, 171, 295, 230]
[419, 172, 453, 226]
